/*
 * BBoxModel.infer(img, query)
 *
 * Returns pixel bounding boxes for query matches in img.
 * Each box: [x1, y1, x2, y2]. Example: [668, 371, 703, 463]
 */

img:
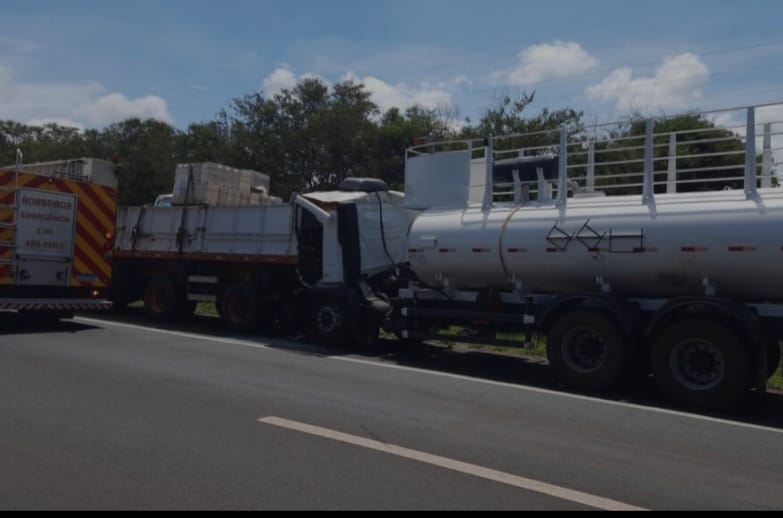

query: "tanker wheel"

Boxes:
[144, 274, 179, 322]
[221, 281, 258, 333]
[651, 319, 749, 409]
[546, 309, 628, 392]
[310, 296, 350, 347]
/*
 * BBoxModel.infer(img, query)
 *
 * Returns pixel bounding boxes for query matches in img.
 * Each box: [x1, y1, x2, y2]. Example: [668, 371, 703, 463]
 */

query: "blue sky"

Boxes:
[1, 0, 782, 129]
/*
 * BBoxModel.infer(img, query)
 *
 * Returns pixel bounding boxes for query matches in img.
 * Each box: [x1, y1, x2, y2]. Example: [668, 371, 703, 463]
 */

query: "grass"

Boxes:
[196, 302, 219, 317]
[769, 361, 783, 391]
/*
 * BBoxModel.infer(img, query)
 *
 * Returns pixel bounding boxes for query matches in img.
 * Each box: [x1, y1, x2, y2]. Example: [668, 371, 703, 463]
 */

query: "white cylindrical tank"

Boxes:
[407, 188, 783, 302]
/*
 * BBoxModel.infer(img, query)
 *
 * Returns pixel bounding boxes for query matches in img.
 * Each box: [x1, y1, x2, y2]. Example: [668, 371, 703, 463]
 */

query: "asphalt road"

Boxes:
[1, 313, 783, 510]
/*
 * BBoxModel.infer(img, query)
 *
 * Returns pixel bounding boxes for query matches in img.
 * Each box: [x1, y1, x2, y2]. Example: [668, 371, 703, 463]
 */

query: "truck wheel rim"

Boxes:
[317, 305, 341, 335]
[670, 339, 725, 391]
[561, 327, 607, 374]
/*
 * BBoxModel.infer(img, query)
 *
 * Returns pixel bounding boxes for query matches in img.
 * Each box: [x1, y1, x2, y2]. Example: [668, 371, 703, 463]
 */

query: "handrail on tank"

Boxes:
[404, 102, 783, 205]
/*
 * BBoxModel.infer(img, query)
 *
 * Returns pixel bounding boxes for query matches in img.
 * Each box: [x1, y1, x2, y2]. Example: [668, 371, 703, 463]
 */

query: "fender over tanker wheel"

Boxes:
[144, 274, 179, 322]
[546, 309, 628, 392]
[221, 281, 258, 333]
[651, 319, 749, 409]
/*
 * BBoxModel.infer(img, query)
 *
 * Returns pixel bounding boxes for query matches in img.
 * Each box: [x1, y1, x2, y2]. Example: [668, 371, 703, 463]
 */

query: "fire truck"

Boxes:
[0, 153, 118, 318]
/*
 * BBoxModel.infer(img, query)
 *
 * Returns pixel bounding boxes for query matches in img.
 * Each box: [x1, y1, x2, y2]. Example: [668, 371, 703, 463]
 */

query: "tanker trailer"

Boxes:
[391, 103, 783, 409]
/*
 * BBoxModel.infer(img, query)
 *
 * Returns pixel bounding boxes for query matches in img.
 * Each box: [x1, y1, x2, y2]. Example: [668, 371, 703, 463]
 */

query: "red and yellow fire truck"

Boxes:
[0, 155, 118, 316]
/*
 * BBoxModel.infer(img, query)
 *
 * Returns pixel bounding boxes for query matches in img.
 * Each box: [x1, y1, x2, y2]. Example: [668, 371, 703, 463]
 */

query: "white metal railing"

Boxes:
[406, 102, 783, 206]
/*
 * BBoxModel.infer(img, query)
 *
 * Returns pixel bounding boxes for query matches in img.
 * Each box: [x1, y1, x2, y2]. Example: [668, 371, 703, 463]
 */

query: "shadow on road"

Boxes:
[72, 309, 783, 431]
[0, 313, 100, 335]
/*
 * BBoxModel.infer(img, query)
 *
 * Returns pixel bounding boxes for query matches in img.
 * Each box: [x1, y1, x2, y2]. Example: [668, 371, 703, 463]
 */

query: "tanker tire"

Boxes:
[651, 319, 748, 410]
[310, 297, 350, 347]
[144, 274, 178, 322]
[546, 309, 628, 392]
[221, 281, 258, 333]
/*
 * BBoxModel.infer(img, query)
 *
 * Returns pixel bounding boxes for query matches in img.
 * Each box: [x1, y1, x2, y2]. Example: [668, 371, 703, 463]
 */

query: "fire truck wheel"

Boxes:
[651, 319, 749, 409]
[547, 309, 628, 392]
[144, 274, 179, 322]
[221, 281, 258, 332]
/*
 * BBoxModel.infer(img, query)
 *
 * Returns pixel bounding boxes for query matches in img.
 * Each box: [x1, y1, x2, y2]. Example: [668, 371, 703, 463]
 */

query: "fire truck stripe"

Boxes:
[73, 247, 108, 284]
[19, 175, 48, 190]
[75, 201, 111, 246]
[71, 179, 116, 224]
[73, 241, 109, 281]
[74, 230, 111, 280]
[70, 182, 116, 227]
[65, 182, 115, 232]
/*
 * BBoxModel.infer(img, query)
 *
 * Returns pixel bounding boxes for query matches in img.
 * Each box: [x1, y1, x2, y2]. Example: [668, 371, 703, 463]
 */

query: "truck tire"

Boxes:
[767, 339, 781, 379]
[309, 296, 350, 347]
[144, 274, 179, 322]
[651, 319, 749, 409]
[221, 281, 258, 333]
[546, 309, 628, 391]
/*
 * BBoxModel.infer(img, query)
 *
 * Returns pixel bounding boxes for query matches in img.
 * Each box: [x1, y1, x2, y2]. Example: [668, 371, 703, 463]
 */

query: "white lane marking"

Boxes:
[76, 316, 783, 436]
[259, 416, 646, 511]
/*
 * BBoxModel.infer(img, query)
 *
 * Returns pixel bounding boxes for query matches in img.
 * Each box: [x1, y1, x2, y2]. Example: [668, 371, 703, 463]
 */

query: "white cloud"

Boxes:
[498, 41, 598, 86]
[260, 66, 325, 96]
[586, 53, 709, 112]
[77, 93, 171, 126]
[260, 66, 462, 115]
[343, 72, 458, 114]
[0, 64, 172, 127]
[261, 67, 298, 94]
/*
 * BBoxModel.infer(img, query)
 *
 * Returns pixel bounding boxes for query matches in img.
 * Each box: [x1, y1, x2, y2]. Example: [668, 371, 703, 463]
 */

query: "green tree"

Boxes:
[587, 112, 750, 195]
[370, 105, 455, 190]
[102, 118, 182, 205]
[228, 78, 381, 198]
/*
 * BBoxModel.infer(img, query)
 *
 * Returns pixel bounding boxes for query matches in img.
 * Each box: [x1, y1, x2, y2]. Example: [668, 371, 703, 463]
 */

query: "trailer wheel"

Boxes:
[310, 296, 350, 347]
[546, 309, 627, 391]
[221, 281, 258, 333]
[144, 274, 178, 322]
[651, 319, 748, 409]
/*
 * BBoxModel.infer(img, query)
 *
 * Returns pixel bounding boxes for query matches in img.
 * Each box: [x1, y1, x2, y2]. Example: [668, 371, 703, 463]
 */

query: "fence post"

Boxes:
[558, 128, 568, 205]
[483, 137, 494, 210]
[587, 141, 595, 192]
[762, 122, 772, 189]
[745, 107, 758, 198]
[667, 132, 677, 194]
[643, 118, 655, 204]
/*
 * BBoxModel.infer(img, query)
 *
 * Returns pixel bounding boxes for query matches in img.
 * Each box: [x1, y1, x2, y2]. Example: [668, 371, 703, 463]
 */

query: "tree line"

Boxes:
[0, 78, 749, 206]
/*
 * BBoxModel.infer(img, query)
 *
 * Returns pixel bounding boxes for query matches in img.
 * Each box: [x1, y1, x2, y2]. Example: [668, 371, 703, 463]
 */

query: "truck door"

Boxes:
[15, 188, 77, 287]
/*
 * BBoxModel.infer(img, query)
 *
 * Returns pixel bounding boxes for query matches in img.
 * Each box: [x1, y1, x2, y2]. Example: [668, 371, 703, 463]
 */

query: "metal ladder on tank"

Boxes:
[0, 149, 22, 282]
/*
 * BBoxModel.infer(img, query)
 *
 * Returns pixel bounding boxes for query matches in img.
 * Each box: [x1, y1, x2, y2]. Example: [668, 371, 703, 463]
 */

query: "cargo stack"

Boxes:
[172, 162, 280, 206]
